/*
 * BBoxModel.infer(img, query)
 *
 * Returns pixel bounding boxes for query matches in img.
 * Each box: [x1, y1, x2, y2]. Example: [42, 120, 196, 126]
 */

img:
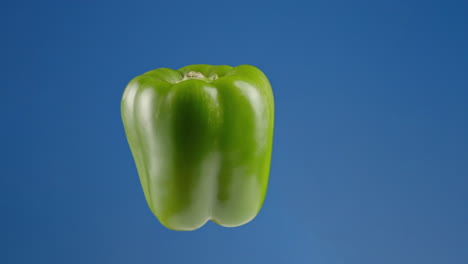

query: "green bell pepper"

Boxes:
[121, 64, 274, 231]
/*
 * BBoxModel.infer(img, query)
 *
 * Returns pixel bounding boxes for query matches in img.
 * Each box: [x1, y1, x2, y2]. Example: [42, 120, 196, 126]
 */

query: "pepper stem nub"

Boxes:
[178, 71, 219, 83]
[184, 71, 206, 80]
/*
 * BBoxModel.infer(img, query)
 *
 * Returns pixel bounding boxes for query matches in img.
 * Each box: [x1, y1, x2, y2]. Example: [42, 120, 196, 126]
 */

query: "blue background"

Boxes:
[3, 0, 468, 263]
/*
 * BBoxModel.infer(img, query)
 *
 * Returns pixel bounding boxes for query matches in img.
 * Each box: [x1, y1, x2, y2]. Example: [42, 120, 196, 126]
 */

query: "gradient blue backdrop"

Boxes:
[3, 0, 468, 263]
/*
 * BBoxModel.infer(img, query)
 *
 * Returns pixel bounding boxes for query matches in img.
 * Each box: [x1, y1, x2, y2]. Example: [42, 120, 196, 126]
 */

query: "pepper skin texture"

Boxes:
[121, 65, 274, 231]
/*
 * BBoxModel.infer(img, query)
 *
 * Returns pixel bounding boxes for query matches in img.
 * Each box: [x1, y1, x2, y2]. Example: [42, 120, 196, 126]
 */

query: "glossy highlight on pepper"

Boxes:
[121, 65, 274, 231]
